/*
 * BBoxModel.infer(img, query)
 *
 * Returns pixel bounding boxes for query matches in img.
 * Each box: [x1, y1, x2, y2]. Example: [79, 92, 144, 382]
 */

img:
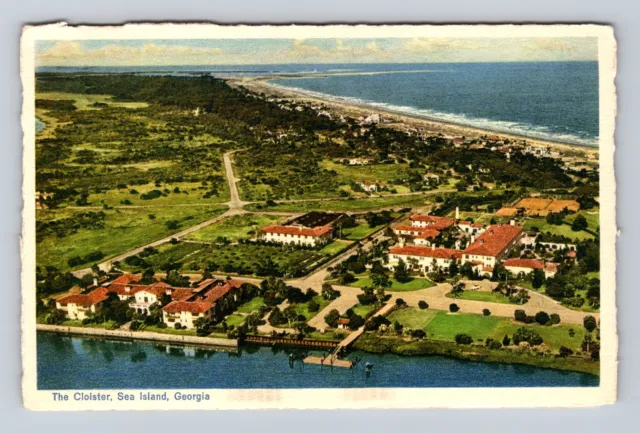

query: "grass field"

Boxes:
[245, 194, 435, 213]
[564, 208, 600, 232]
[81, 179, 230, 207]
[223, 314, 246, 328]
[185, 214, 282, 242]
[523, 218, 595, 241]
[141, 324, 197, 336]
[37, 92, 149, 110]
[351, 276, 435, 292]
[386, 308, 588, 351]
[236, 297, 266, 314]
[447, 290, 515, 304]
[320, 159, 412, 183]
[36, 205, 228, 271]
[341, 223, 385, 240]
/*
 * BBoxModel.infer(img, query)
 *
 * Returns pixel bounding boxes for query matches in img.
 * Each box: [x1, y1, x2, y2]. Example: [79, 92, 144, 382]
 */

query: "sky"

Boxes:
[35, 38, 598, 66]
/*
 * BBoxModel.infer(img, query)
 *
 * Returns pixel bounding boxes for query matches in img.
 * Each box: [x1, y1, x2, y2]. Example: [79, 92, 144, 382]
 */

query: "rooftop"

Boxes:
[262, 224, 333, 237]
[463, 224, 523, 258]
[390, 245, 462, 260]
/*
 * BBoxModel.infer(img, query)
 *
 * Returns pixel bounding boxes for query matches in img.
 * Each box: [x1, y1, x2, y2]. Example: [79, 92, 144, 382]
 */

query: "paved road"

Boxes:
[384, 282, 599, 326]
[72, 151, 248, 278]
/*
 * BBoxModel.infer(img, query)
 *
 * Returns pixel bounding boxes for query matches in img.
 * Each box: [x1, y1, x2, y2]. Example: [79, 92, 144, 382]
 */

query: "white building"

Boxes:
[423, 173, 440, 185]
[461, 223, 524, 268]
[503, 258, 558, 278]
[387, 245, 462, 274]
[55, 287, 110, 320]
[356, 181, 384, 193]
[261, 225, 333, 247]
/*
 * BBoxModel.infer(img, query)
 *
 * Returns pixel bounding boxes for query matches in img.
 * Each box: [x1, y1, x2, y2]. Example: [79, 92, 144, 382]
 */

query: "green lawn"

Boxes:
[141, 324, 197, 336]
[387, 308, 588, 352]
[351, 303, 379, 319]
[36, 205, 228, 272]
[523, 218, 594, 241]
[61, 319, 119, 329]
[564, 208, 600, 232]
[245, 194, 435, 213]
[425, 312, 504, 341]
[447, 290, 515, 305]
[223, 314, 246, 327]
[236, 297, 266, 314]
[341, 223, 385, 240]
[293, 296, 331, 320]
[185, 214, 282, 242]
[387, 308, 439, 329]
[351, 276, 435, 292]
[490, 321, 587, 352]
[319, 240, 352, 256]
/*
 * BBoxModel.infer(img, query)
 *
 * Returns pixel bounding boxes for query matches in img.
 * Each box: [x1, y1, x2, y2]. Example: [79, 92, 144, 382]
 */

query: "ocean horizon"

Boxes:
[37, 62, 599, 147]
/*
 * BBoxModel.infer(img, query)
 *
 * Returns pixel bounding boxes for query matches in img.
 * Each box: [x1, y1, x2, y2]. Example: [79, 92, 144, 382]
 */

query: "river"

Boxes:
[37, 333, 598, 390]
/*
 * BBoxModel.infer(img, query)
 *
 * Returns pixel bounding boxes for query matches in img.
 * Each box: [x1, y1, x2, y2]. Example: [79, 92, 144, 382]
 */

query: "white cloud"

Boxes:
[37, 41, 226, 66]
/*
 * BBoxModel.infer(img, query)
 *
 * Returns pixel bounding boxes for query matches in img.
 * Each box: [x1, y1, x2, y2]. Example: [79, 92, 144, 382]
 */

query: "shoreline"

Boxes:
[229, 76, 599, 161]
[352, 333, 600, 377]
[36, 324, 238, 350]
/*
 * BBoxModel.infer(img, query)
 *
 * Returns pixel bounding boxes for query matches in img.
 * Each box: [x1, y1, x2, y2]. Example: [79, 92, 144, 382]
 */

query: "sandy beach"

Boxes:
[229, 76, 599, 163]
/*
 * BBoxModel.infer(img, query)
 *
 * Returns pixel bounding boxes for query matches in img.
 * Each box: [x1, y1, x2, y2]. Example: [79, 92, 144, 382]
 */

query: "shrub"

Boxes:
[324, 309, 340, 328]
[512, 327, 543, 346]
[449, 303, 460, 313]
[364, 315, 391, 331]
[129, 320, 140, 331]
[174, 323, 182, 330]
[562, 297, 585, 308]
[559, 346, 574, 357]
[514, 309, 527, 322]
[584, 315, 597, 332]
[488, 340, 502, 350]
[395, 298, 406, 307]
[157, 322, 167, 329]
[550, 313, 561, 325]
[535, 311, 551, 326]
[411, 329, 427, 339]
[523, 316, 535, 324]
[418, 300, 429, 310]
[482, 308, 491, 316]
[454, 334, 473, 345]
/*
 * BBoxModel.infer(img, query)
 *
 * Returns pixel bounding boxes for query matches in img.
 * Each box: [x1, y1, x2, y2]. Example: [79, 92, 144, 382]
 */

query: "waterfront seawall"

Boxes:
[36, 324, 238, 349]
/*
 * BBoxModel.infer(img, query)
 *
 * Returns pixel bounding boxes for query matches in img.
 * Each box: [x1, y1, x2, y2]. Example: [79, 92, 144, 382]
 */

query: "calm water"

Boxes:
[37, 333, 598, 390]
[38, 62, 599, 147]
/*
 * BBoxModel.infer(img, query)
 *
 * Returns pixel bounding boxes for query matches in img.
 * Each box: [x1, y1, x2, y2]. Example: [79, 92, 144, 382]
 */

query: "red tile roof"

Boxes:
[503, 258, 544, 270]
[57, 287, 110, 307]
[262, 225, 333, 237]
[110, 274, 142, 285]
[162, 279, 244, 314]
[415, 229, 441, 240]
[338, 318, 350, 325]
[162, 301, 213, 315]
[463, 224, 523, 258]
[390, 245, 462, 260]
[410, 215, 454, 230]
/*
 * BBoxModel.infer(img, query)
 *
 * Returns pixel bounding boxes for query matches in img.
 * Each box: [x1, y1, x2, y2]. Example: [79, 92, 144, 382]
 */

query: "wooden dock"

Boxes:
[303, 355, 353, 368]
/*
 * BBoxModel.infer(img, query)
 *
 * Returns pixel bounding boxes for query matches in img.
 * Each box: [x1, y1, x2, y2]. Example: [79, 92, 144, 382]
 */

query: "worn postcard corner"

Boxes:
[21, 23, 616, 411]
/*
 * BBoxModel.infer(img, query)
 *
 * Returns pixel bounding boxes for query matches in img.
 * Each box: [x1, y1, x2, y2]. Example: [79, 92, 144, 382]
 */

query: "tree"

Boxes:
[324, 309, 340, 328]
[307, 299, 319, 312]
[448, 261, 459, 276]
[483, 308, 491, 316]
[571, 214, 588, 232]
[395, 298, 406, 307]
[550, 313, 561, 325]
[531, 268, 545, 289]
[449, 303, 460, 313]
[514, 309, 527, 322]
[502, 335, 511, 346]
[321, 282, 338, 300]
[418, 300, 429, 310]
[535, 311, 551, 326]
[411, 329, 427, 339]
[583, 315, 597, 333]
[393, 259, 410, 283]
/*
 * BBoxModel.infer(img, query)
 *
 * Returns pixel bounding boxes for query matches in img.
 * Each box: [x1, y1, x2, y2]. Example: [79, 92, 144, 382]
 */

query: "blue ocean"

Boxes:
[38, 62, 599, 147]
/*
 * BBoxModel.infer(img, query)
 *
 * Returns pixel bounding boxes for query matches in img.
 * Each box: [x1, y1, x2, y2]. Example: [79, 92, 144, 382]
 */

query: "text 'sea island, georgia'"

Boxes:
[21, 24, 617, 409]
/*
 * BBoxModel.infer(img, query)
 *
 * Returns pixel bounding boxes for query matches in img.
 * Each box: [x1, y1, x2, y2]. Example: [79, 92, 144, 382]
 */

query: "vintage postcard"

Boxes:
[21, 24, 617, 410]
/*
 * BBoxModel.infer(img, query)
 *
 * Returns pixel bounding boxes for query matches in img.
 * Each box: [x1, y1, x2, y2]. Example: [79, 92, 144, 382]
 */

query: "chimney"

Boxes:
[470, 235, 475, 243]
[455, 206, 460, 220]
[93, 277, 98, 287]
[432, 244, 436, 250]
[125, 285, 131, 293]
[166, 287, 173, 296]
[510, 219, 515, 226]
